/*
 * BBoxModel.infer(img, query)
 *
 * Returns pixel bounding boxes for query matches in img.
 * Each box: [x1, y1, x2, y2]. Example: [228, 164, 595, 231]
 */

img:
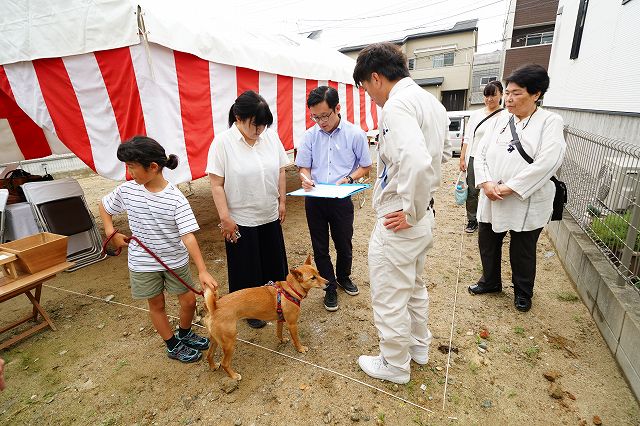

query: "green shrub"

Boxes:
[590, 211, 640, 251]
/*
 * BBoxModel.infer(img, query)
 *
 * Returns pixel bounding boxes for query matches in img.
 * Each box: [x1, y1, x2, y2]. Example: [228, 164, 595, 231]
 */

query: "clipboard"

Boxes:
[287, 183, 370, 199]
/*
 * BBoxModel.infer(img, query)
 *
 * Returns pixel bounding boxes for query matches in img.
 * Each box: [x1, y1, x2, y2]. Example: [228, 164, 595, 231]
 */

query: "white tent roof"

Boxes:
[0, 0, 357, 84]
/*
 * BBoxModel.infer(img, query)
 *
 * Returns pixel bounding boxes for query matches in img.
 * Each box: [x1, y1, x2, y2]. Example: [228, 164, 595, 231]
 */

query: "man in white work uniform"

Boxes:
[353, 42, 449, 384]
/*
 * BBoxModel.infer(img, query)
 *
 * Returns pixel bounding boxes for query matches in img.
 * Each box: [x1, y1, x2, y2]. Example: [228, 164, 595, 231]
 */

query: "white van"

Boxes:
[447, 110, 472, 157]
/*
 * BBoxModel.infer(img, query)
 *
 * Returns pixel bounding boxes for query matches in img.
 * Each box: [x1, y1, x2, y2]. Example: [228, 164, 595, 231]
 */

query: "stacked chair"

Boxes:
[0, 189, 8, 243]
[21, 179, 106, 271]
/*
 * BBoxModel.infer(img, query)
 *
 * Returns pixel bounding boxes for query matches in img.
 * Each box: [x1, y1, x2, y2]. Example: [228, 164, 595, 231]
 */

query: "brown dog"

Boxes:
[203, 255, 328, 380]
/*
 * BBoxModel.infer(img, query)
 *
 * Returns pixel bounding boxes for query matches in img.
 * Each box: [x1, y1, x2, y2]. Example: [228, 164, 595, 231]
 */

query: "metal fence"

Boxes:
[559, 126, 640, 292]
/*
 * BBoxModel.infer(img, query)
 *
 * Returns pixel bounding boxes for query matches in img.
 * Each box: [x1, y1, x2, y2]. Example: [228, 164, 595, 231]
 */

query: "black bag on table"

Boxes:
[0, 168, 54, 204]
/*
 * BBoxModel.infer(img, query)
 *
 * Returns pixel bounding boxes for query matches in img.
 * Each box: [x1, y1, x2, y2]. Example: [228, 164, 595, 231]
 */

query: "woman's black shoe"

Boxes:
[514, 295, 532, 312]
[246, 319, 267, 329]
[468, 283, 502, 295]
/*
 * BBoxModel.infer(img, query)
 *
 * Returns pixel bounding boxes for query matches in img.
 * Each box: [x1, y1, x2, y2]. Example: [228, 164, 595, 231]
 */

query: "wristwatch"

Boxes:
[346, 175, 354, 184]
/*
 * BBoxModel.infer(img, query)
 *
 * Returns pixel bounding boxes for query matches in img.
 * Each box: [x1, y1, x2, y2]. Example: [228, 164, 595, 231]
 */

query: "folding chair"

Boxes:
[21, 179, 106, 271]
[0, 189, 8, 243]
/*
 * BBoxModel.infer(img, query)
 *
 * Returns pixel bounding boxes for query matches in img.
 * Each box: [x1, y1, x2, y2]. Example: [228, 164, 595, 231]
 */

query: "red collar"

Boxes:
[265, 281, 303, 322]
[284, 282, 305, 300]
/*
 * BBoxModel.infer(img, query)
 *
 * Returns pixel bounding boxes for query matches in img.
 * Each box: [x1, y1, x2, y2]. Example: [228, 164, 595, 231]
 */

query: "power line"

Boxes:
[296, 0, 451, 23]
[403, 0, 504, 31]
[297, 0, 543, 46]
[299, 0, 505, 34]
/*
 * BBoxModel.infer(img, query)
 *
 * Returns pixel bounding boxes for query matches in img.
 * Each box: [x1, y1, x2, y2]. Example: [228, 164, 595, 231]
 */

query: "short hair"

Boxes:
[117, 136, 178, 170]
[353, 42, 410, 87]
[483, 80, 503, 97]
[505, 64, 550, 97]
[228, 90, 274, 128]
[307, 86, 339, 109]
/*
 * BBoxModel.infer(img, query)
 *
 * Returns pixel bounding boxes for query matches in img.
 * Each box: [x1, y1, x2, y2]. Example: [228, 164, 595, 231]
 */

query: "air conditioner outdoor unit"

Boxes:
[595, 157, 639, 212]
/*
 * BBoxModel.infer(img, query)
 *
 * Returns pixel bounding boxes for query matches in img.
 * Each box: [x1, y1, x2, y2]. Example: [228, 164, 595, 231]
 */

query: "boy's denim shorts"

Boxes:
[129, 264, 194, 299]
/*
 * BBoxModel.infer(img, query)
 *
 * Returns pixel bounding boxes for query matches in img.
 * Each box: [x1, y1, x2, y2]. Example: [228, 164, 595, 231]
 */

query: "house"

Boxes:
[544, 0, 640, 143]
[339, 20, 478, 111]
[501, 0, 559, 79]
[469, 50, 501, 109]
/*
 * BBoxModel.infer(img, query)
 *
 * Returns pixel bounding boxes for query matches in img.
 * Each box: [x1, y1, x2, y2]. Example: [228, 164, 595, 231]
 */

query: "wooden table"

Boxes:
[0, 261, 73, 350]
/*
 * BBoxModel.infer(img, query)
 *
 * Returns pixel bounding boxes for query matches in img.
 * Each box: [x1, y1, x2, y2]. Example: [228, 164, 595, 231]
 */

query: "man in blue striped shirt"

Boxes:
[295, 86, 372, 311]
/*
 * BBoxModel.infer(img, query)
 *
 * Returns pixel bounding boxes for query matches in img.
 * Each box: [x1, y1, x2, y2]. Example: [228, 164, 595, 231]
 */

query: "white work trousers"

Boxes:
[368, 211, 434, 372]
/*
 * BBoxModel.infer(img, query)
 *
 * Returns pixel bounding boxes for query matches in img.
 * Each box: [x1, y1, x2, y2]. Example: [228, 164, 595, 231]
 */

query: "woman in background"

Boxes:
[459, 81, 504, 233]
[206, 91, 289, 328]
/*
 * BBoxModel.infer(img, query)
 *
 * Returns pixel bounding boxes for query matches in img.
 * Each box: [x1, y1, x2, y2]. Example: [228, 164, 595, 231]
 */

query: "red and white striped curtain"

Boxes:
[0, 42, 378, 183]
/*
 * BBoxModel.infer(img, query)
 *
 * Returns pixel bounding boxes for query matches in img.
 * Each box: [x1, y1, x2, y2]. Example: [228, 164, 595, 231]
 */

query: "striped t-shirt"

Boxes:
[102, 181, 199, 272]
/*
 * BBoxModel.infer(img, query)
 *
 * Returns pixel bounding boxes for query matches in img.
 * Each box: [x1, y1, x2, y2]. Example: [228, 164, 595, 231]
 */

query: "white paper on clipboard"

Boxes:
[287, 183, 369, 199]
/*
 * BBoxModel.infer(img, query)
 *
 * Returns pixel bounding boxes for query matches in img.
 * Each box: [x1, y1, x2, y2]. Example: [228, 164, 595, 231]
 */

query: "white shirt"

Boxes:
[474, 108, 566, 232]
[206, 124, 289, 227]
[463, 107, 504, 163]
[373, 77, 449, 225]
[102, 181, 199, 272]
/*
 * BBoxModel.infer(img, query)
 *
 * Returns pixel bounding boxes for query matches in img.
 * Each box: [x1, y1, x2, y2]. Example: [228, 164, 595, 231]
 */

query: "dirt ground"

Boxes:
[1, 158, 639, 426]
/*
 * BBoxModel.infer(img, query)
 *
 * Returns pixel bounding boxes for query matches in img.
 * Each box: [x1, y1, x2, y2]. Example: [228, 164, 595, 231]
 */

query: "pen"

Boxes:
[300, 172, 315, 187]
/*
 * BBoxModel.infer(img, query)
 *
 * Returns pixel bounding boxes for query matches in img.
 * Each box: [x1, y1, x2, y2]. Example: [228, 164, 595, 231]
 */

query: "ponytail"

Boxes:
[165, 154, 179, 170]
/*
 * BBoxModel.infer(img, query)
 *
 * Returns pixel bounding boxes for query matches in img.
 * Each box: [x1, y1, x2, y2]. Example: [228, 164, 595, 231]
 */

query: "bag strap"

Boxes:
[508, 115, 561, 185]
[474, 108, 504, 137]
[508, 116, 533, 163]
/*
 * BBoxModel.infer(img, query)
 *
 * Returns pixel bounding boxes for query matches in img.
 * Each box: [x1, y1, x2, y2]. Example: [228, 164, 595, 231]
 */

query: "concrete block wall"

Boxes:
[547, 215, 640, 401]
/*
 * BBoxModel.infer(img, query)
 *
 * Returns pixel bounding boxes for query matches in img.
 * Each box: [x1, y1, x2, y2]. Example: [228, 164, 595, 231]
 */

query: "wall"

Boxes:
[470, 51, 501, 105]
[544, 0, 640, 114]
[514, 0, 558, 27]
[503, 44, 553, 79]
[545, 106, 640, 145]
[342, 51, 359, 61]
[547, 216, 640, 401]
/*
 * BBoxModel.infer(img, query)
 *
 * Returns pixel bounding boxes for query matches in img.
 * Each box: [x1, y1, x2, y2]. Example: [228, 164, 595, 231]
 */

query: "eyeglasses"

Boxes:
[310, 111, 334, 123]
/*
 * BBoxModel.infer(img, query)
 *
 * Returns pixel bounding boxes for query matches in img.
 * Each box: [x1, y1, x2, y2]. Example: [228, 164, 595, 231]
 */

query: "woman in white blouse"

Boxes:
[468, 64, 566, 312]
[206, 91, 289, 328]
[460, 81, 504, 233]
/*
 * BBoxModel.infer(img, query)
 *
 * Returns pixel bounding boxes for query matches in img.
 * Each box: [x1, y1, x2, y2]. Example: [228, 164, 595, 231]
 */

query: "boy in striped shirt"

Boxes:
[99, 136, 218, 363]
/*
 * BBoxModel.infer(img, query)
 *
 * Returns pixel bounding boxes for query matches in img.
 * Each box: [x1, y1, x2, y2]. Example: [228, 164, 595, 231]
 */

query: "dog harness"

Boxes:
[265, 281, 303, 323]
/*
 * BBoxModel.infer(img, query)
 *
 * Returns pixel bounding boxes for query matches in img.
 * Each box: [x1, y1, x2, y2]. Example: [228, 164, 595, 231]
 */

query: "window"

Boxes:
[524, 31, 554, 46]
[433, 52, 454, 68]
[449, 119, 461, 132]
[570, 0, 589, 59]
[480, 76, 497, 85]
[408, 58, 415, 70]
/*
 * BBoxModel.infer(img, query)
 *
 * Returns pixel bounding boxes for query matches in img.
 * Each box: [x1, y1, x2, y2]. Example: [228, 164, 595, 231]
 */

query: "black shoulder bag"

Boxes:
[508, 116, 567, 221]
[474, 108, 504, 137]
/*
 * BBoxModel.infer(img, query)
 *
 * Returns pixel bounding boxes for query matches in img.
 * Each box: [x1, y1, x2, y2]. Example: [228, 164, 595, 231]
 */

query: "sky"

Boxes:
[173, 0, 509, 54]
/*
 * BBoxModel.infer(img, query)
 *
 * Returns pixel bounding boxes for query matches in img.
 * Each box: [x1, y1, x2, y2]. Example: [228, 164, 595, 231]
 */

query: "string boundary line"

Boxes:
[42, 283, 435, 414]
[441, 217, 465, 410]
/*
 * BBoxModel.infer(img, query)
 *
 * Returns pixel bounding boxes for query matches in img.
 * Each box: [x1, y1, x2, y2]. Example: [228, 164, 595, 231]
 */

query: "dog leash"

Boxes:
[102, 229, 204, 296]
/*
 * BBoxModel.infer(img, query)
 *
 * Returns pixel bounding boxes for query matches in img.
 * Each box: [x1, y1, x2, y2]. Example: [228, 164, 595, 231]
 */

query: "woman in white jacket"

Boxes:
[459, 81, 504, 233]
[468, 64, 566, 312]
